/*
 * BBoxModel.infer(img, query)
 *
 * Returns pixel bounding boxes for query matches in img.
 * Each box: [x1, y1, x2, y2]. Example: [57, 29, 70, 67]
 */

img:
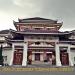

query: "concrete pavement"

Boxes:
[0, 66, 74, 72]
[0, 66, 74, 75]
[0, 71, 75, 75]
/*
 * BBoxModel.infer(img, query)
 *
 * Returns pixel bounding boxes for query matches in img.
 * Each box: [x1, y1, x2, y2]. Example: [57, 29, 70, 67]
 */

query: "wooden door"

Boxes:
[35, 53, 40, 61]
[60, 53, 69, 65]
[13, 51, 23, 65]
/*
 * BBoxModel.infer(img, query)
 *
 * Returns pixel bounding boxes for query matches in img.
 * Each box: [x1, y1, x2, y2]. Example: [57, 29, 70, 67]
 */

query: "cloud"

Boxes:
[0, 0, 75, 31]
[13, 0, 33, 8]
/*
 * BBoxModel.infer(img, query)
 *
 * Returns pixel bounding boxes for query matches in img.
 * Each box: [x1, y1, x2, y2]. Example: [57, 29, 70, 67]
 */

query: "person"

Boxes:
[52, 55, 56, 65]
[28, 55, 32, 64]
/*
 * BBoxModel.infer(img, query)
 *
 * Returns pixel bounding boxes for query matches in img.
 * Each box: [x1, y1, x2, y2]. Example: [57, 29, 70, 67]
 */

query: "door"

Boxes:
[35, 53, 40, 61]
[13, 50, 23, 65]
[27, 51, 32, 64]
[60, 52, 69, 65]
[47, 53, 52, 61]
[27, 51, 32, 61]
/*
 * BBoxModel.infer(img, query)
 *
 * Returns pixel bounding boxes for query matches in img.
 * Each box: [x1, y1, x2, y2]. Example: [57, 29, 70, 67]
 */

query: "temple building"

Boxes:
[0, 17, 75, 66]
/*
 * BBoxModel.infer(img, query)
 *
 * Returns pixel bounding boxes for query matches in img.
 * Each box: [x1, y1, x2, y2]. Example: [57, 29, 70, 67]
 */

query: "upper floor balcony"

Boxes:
[24, 34, 59, 42]
[23, 29, 59, 33]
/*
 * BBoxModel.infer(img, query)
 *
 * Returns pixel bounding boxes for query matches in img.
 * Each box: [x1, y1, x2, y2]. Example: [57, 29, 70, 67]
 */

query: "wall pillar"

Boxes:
[22, 42, 28, 66]
[68, 45, 74, 66]
[55, 43, 61, 66]
[40, 53, 44, 61]
[32, 53, 35, 61]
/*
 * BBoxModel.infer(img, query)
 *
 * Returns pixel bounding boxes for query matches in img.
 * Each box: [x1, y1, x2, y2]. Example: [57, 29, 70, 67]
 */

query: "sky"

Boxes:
[0, 0, 75, 31]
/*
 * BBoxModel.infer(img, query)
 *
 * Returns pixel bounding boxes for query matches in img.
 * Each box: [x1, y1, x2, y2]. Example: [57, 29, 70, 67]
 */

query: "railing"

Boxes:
[24, 39, 58, 42]
[23, 29, 59, 33]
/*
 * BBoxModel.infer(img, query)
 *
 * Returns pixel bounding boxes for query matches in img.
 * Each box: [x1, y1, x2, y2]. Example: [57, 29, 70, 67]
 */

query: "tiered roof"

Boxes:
[14, 17, 59, 25]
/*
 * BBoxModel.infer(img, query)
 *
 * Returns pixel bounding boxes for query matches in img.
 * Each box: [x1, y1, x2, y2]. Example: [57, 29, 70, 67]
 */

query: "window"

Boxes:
[35, 42, 40, 45]
[43, 37, 46, 40]
[46, 42, 50, 45]
[47, 28, 51, 30]
[46, 27, 55, 30]
[30, 36, 34, 39]
[25, 28, 29, 30]
[37, 37, 40, 39]
[3, 56, 7, 61]
[59, 47, 68, 51]
[15, 46, 23, 49]
[35, 53, 40, 61]
[34, 28, 42, 30]
[14, 46, 23, 51]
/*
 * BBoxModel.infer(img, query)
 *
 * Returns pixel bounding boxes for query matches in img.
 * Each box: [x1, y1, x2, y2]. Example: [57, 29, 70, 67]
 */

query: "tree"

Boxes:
[0, 45, 3, 66]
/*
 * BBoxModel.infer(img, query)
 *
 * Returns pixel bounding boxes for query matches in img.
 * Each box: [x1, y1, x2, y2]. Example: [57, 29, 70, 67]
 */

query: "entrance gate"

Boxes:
[13, 50, 23, 65]
[60, 52, 69, 65]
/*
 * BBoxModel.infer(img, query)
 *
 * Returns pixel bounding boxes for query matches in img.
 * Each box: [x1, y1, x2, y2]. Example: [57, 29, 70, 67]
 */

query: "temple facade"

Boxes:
[0, 17, 75, 66]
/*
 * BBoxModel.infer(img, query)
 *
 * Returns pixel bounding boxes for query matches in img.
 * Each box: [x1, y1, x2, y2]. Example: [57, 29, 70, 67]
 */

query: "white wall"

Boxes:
[0, 36, 5, 40]
[71, 50, 75, 65]
[2, 50, 12, 65]
[0, 43, 9, 47]
[32, 53, 35, 61]
[40, 54, 44, 61]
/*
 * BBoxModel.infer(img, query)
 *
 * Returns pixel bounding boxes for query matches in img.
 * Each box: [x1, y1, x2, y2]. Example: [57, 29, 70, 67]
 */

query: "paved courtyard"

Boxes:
[0, 66, 75, 75]
[0, 71, 75, 75]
